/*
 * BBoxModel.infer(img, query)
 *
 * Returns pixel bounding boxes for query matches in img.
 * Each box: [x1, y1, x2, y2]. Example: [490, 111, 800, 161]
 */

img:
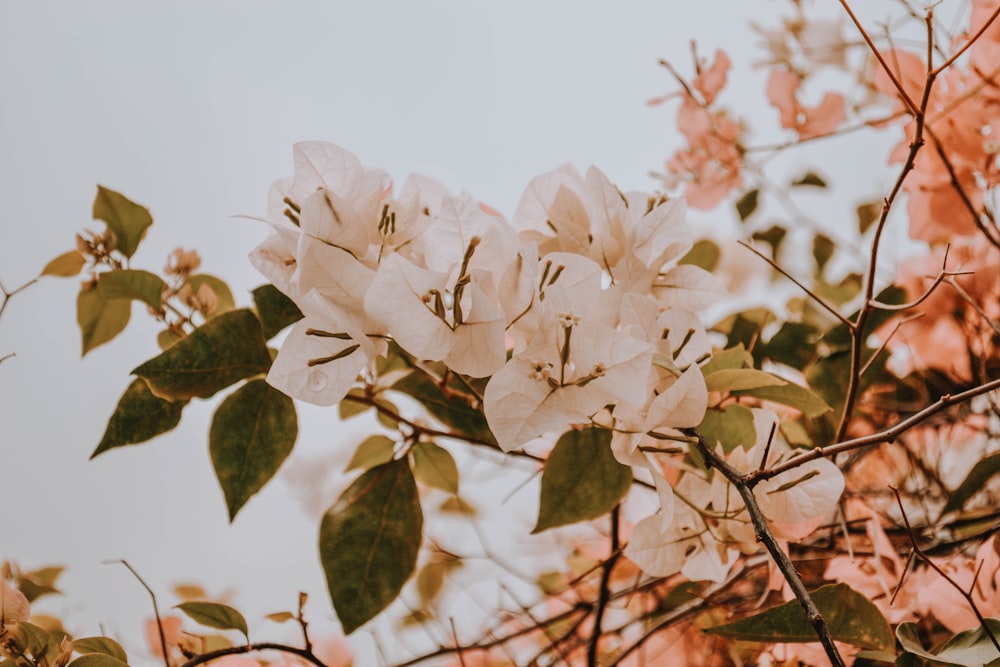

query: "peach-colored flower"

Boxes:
[766, 68, 846, 139]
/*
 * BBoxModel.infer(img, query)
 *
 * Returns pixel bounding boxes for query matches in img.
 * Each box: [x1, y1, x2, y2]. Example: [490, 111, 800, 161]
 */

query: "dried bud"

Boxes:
[165, 248, 202, 277]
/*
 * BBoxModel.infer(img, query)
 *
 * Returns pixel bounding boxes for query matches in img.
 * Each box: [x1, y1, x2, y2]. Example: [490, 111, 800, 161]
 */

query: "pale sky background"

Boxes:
[0, 1, 908, 664]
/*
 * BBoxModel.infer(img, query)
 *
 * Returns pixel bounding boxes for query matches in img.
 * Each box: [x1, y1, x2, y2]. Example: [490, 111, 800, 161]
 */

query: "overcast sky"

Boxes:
[0, 1, 906, 663]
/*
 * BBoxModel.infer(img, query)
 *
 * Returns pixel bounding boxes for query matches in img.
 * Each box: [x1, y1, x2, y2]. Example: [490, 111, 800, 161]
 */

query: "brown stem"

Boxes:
[692, 435, 845, 666]
[179, 643, 328, 667]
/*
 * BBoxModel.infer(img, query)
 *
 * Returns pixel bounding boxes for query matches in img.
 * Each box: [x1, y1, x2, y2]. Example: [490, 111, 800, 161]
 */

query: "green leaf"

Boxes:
[345, 435, 396, 472]
[700, 344, 753, 376]
[133, 309, 272, 401]
[751, 225, 787, 257]
[393, 371, 497, 446]
[704, 368, 786, 393]
[791, 171, 827, 188]
[319, 459, 423, 634]
[338, 390, 369, 420]
[252, 284, 303, 339]
[733, 382, 832, 418]
[706, 583, 894, 652]
[10, 622, 57, 662]
[415, 556, 461, 606]
[77, 284, 131, 356]
[41, 250, 86, 277]
[927, 619, 1000, 666]
[93, 185, 153, 259]
[812, 234, 835, 272]
[175, 601, 249, 640]
[412, 441, 459, 494]
[92, 378, 187, 458]
[67, 655, 130, 667]
[942, 452, 1000, 517]
[98, 270, 166, 310]
[679, 239, 720, 272]
[736, 188, 759, 221]
[761, 322, 821, 371]
[185, 274, 236, 318]
[533, 427, 631, 533]
[72, 637, 128, 663]
[856, 200, 882, 235]
[17, 566, 64, 602]
[698, 404, 756, 453]
[210, 379, 298, 521]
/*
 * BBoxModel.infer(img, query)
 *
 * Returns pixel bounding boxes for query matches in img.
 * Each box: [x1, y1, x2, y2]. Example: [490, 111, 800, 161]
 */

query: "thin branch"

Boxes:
[179, 642, 328, 667]
[107, 560, 170, 667]
[692, 435, 845, 667]
[837, 0, 920, 115]
[737, 241, 853, 329]
[587, 506, 620, 667]
[892, 488, 1000, 653]
[932, 1, 1000, 75]
[752, 377, 1000, 482]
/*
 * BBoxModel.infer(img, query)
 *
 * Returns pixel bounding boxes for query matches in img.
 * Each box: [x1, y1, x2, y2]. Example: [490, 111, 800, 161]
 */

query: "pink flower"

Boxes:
[766, 68, 846, 139]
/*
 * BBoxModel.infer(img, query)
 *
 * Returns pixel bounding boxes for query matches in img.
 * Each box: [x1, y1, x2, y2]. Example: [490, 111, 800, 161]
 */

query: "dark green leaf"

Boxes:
[98, 270, 166, 310]
[791, 171, 827, 188]
[393, 371, 497, 446]
[733, 382, 832, 418]
[706, 583, 894, 651]
[41, 250, 86, 277]
[533, 427, 631, 533]
[813, 234, 835, 272]
[210, 379, 297, 520]
[10, 622, 56, 662]
[856, 200, 882, 235]
[761, 322, 821, 371]
[736, 189, 759, 221]
[412, 441, 459, 494]
[252, 284, 303, 339]
[345, 435, 396, 472]
[185, 274, 236, 318]
[133, 309, 272, 401]
[679, 239, 720, 272]
[72, 637, 127, 663]
[319, 459, 423, 633]
[704, 368, 786, 393]
[941, 452, 1000, 517]
[67, 655, 130, 667]
[92, 378, 187, 458]
[751, 226, 787, 257]
[93, 185, 153, 259]
[77, 284, 131, 356]
[698, 404, 756, 453]
[175, 602, 248, 639]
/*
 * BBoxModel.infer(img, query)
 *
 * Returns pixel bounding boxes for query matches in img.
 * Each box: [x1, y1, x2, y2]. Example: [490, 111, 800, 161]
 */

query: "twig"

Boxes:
[752, 377, 1000, 482]
[931, 1, 1000, 75]
[107, 560, 170, 667]
[586, 506, 620, 667]
[892, 488, 1000, 654]
[178, 642, 328, 667]
[692, 434, 845, 667]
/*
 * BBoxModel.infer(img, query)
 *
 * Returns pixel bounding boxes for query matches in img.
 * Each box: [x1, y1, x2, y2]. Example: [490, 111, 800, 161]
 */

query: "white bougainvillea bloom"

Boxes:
[267, 290, 387, 406]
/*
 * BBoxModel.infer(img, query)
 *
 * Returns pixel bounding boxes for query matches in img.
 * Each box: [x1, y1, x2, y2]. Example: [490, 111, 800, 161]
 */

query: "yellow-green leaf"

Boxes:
[92, 378, 187, 458]
[319, 459, 422, 634]
[72, 637, 127, 663]
[704, 368, 786, 393]
[733, 382, 832, 418]
[77, 284, 131, 356]
[679, 239, 720, 272]
[700, 344, 753, 376]
[98, 270, 166, 310]
[533, 427, 631, 533]
[41, 250, 86, 277]
[698, 404, 756, 453]
[412, 441, 459, 494]
[93, 185, 153, 259]
[706, 583, 893, 652]
[344, 435, 396, 472]
[210, 379, 297, 521]
[133, 309, 272, 401]
[175, 601, 248, 640]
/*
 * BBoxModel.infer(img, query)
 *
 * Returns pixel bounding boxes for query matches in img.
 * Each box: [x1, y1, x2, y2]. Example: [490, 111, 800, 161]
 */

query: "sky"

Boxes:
[0, 1, 907, 663]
